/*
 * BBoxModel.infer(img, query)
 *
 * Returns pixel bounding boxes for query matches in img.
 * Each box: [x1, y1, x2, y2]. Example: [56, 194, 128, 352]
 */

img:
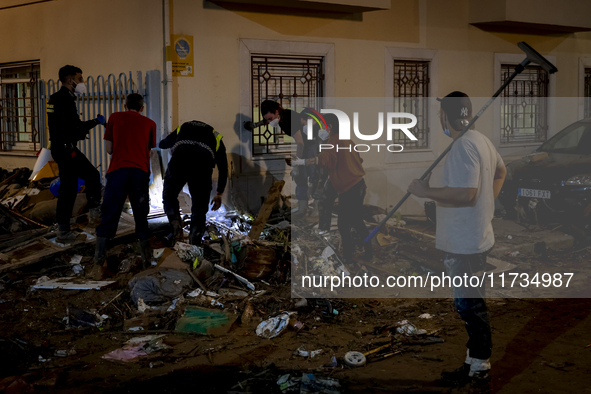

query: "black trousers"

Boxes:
[52, 146, 101, 229]
[318, 179, 338, 232]
[96, 167, 150, 240]
[338, 179, 368, 259]
[162, 153, 212, 237]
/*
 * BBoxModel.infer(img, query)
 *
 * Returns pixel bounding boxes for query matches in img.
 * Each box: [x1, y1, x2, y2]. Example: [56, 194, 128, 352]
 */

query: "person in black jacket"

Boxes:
[159, 120, 228, 245]
[47, 65, 106, 243]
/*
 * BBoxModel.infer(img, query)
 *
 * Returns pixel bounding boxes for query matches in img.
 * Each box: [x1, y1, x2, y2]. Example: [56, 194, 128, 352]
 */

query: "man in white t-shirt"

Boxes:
[407, 92, 506, 386]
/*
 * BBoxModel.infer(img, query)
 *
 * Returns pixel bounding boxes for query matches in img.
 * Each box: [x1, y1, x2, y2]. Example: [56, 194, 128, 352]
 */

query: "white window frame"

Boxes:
[384, 47, 439, 164]
[494, 52, 556, 157]
[239, 39, 334, 167]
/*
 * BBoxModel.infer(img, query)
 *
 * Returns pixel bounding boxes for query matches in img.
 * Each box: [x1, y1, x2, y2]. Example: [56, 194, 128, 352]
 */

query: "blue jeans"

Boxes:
[96, 167, 150, 240]
[444, 249, 492, 360]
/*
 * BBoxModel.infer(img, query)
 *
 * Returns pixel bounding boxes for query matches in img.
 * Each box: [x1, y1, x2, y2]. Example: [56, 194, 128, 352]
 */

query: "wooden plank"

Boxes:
[31, 277, 116, 290]
[248, 180, 285, 240]
[0, 216, 137, 273]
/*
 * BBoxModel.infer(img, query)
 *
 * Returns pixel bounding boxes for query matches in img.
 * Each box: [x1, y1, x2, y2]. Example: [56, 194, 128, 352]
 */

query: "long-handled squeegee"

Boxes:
[365, 42, 558, 242]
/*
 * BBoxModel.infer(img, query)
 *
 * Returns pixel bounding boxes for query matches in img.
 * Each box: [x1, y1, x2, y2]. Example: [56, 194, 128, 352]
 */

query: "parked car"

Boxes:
[498, 118, 591, 225]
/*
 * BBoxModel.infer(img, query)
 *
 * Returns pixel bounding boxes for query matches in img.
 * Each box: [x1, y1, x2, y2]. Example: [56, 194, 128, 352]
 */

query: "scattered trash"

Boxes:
[331, 356, 338, 367]
[301, 373, 341, 394]
[38, 355, 50, 363]
[256, 311, 293, 339]
[71, 264, 84, 274]
[67, 307, 104, 327]
[214, 264, 255, 291]
[395, 320, 426, 336]
[418, 313, 434, 319]
[296, 346, 323, 358]
[174, 242, 204, 264]
[118, 258, 134, 273]
[241, 301, 254, 324]
[153, 248, 165, 260]
[69, 255, 83, 265]
[32, 277, 115, 291]
[507, 235, 513, 240]
[218, 288, 248, 297]
[175, 306, 237, 335]
[289, 317, 304, 332]
[54, 349, 77, 358]
[295, 298, 308, 308]
[509, 251, 520, 257]
[343, 351, 367, 367]
[128, 268, 193, 305]
[186, 289, 204, 298]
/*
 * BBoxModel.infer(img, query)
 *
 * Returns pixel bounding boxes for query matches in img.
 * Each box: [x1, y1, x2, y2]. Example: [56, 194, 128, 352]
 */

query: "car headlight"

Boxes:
[565, 174, 591, 186]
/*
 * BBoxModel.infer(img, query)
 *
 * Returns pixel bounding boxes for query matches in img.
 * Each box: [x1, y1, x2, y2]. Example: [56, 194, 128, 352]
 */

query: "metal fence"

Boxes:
[39, 70, 161, 180]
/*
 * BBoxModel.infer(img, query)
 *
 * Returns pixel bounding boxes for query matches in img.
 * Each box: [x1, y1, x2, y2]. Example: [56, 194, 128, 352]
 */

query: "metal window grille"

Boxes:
[501, 64, 549, 144]
[0, 62, 41, 151]
[393, 60, 429, 149]
[584, 68, 591, 118]
[251, 55, 324, 156]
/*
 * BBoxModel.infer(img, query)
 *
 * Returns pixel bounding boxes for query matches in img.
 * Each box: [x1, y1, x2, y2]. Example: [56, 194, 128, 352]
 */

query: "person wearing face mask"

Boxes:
[407, 92, 506, 387]
[256, 100, 309, 218]
[47, 65, 106, 243]
[304, 113, 371, 263]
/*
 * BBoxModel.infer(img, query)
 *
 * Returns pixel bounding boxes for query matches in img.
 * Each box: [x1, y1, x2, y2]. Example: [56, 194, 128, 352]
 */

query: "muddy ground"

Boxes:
[0, 220, 590, 394]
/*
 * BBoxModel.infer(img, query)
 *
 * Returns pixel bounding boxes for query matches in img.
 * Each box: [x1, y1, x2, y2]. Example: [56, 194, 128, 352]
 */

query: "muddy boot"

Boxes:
[166, 214, 183, 246]
[189, 226, 204, 246]
[138, 239, 152, 269]
[88, 207, 102, 227]
[57, 225, 86, 244]
[89, 236, 108, 280]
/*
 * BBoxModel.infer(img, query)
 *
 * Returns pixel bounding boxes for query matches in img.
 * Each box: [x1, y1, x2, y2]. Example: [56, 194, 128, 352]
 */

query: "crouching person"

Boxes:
[89, 94, 157, 280]
[159, 120, 227, 246]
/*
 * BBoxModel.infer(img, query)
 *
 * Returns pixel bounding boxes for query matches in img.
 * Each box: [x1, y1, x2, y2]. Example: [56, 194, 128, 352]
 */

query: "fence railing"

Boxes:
[38, 70, 161, 180]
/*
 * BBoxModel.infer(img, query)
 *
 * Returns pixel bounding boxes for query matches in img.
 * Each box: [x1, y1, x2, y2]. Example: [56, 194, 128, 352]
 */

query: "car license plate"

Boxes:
[518, 188, 551, 199]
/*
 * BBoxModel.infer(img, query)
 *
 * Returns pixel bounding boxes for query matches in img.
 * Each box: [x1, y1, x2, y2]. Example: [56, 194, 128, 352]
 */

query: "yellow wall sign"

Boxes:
[171, 35, 194, 77]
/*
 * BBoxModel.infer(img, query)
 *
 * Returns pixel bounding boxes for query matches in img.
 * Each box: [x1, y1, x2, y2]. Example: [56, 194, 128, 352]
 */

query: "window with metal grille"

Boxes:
[500, 64, 549, 144]
[392, 60, 429, 149]
[251, 55, 324, 156]
[0, 61, 41, 152]
[584, 68, 591, 119]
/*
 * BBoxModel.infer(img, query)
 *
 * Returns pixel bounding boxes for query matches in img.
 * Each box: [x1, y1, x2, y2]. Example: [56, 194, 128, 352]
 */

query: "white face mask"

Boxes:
[268, 118, 280, 128]
[74, 81, 86, 96]
[318, 129, 330, 141]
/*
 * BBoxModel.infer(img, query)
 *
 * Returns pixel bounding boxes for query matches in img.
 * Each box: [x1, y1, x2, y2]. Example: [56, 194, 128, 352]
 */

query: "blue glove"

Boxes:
[96, 114, 106, 126]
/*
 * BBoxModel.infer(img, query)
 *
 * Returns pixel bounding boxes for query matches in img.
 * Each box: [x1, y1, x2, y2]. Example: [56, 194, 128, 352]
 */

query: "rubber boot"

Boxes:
[166, 214, 183, 246]
[89, 236, 108, 280]
[88, 207, 102, 227]
[138, 239, 152, 270]
[57, 224, 86, 244]
[189, 226, 204, 246]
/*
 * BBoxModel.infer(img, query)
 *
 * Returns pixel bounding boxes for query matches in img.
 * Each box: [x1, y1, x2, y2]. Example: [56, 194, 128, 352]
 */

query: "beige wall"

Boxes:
[2, 0, 591, 213]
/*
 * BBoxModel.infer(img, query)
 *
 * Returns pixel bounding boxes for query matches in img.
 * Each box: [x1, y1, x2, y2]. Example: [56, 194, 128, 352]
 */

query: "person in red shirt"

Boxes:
[89, 93, 157, 280]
